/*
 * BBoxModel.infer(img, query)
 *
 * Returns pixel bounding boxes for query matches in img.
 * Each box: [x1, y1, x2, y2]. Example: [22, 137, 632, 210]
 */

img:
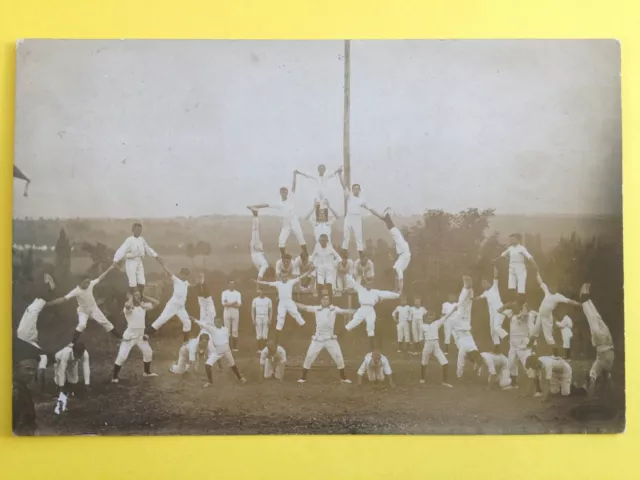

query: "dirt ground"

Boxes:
[30, 319, 625, 436]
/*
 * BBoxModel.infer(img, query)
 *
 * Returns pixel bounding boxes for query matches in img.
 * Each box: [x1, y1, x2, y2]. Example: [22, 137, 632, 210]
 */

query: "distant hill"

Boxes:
[12, 213, 622, 255]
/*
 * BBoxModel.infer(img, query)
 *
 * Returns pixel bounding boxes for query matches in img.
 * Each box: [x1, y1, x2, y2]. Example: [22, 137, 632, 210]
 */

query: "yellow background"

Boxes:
[1, 1, 637, 477]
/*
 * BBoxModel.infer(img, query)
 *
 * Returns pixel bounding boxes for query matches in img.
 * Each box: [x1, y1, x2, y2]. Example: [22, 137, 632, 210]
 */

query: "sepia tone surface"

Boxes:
[12, 40, 623, 435]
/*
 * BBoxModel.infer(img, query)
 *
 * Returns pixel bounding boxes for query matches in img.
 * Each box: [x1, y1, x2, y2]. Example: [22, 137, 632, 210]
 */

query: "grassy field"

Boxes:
[27, 304, 625, 436]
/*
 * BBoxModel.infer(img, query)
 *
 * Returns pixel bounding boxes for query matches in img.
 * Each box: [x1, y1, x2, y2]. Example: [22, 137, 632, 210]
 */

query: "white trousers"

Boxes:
[397, 322, 410, 342]
[224, 308, 240, 338]
[345, 305, 376, 337]
[590, 348, 614, 380]
[54, 360, 79, 387]
[264, 358, 285, 379]
[316, 265, 336, 285]
[198, 297, 216, 323]
[547, 364, 572, 395]
[335, 274, 348, 292]
[422, 340, 448, 366]
[115, 329, 153, 365]
[206, 344, 235, 367]
[538, 312, 556, 346]
[507, 339, 533, 378]
[151, 299, 191, 332]
[276, 299, 305, 331]
[125, 258, 146, 287]
[342, 214, 364, 251]
[455, 334, 478, 378]
[255, 315, 269, 340]
[444, 318, 453, 345]
[560, 328, 572, 349]
[252, 253, 269, 279]
[508, 263, 527, 294]
[410, 320, 423, 343]
[303, 338, 345, 370]
[76, 306, 114, 333]
[490, 312, 508, 345]
[170, 344, 193, 374]
[390, 227, 411, 279]
[279, 217, 306, 248]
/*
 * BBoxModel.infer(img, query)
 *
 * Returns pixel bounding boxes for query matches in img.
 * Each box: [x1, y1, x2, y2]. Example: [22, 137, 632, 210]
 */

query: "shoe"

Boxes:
[297, 379, 306, 383]
[341, 379, 352, 384]
[256, 350, 262, 354]
[396, 349, 402, 353]
[203, 382, 213, 388]
[111, 378, 119, 384]
[240, 377, 247, 384]
[143, 372, 158, 378]
[534, 392, 543, 398]
[504, 385, 519, 390]
[419, 379, 425, 384]
[441, 383, 453, 388]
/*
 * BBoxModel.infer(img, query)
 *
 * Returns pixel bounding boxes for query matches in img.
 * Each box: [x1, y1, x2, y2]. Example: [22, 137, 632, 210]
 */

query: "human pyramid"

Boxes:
[15, 163, 616, 416]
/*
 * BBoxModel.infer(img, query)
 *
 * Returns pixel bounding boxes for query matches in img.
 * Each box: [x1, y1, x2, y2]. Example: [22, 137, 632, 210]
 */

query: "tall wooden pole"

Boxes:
[343, 39, 351, 216]
[343, 39, 353, 323]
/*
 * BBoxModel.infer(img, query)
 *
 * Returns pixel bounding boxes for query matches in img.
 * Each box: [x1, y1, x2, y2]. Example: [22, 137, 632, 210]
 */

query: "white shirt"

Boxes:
[275, 258, 294, 279]
[252, 296, 272, 317]
[264, 278, 301, 302]
[310, 243, 340, 268]
[124, 302, 153, 329]
[306, 170, 338, 196]
[422, 317, 446, 341]
[347, 275, 400, 306]
[345, 193, 368, 216]
[273, 195, 297, 221]
[480, 352, 508, 371]
[539, 283, 571, 315]
[113, 235, 158, 262]
[64, 280, 99, 310]
[55, 345, 90, 386]
[222, 290, 242, 309]
[260, 346, 287, 365]
[355, 259, 375, 278]
[358, 353, 392, 376]
[393, 305, 411, 324]
[410, 306, 427, 323]
[17, 298, 47, 342]
[442, 302, 456, 316]
[456, 287, 473, 321]
[298, 304, 349, 339]
[335, 258, 355, 276]
[501, 244, 532, 266]
[480, 281, 503, 313]
[503, 309, 531, 338]
[538, 356, 570, 380]
[198, 323, 230, 347]
[557, 315, 573, 330]
[171, 276, 190, 303]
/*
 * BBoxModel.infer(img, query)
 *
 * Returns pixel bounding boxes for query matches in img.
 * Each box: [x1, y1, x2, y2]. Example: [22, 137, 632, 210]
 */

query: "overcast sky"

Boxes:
[13, 40, 621, 219]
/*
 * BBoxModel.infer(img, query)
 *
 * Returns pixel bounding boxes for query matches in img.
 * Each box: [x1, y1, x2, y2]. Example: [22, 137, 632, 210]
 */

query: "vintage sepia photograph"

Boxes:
[12, 39, 623, 435]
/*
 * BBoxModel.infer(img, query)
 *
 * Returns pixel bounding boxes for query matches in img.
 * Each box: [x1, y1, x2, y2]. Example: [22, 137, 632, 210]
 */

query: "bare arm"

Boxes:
[47, 297, 68, 306]
[142, 296, 160, 308]
[338, 171, 349, 195]
[249, 203, 271, 210]
[255, 279, 277, 287]
[304, 205, 316, 221]
[327, 202, 341, 220]
[95, 265, 116, 284]
[295, 169, 314, 180]
[161, 263, 174, 277]
[292, 170, 297, 193]
[251, 302, 256, 324]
